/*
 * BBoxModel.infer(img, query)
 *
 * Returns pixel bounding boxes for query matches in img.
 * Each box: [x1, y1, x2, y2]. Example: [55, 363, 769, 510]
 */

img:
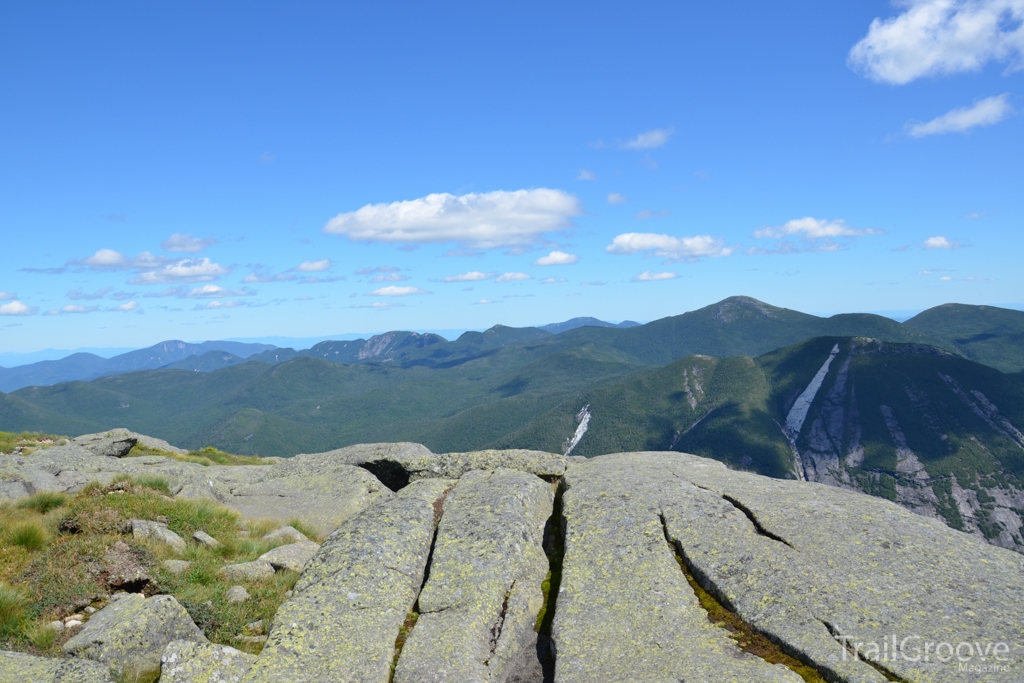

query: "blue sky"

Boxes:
[1, 1, 1022, 353]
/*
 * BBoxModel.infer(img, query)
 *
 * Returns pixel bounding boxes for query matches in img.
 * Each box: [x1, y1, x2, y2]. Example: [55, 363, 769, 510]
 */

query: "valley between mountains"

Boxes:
[2, 296, 1024, 554]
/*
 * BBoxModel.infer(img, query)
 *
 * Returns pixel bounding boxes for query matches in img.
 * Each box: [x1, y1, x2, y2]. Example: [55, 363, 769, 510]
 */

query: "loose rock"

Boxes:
[161, 639, 255, 683]
[192, 529, 222, 548]
[257, 540, 320, 573]
[219, 561, 275, 582]
[0, 649, 115, 682]
[132, 519, 187, 553]
[259, 525, 307, 544]
[225, 586, 249, 603]
[163, 559, 193, 575]
[62, 593, 206, 677]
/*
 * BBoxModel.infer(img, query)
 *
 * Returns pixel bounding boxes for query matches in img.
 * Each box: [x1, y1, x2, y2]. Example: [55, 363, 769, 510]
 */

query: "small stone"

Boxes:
[84, 606, 97, 614]
[257, 540, 320, 572]
[65, 613, 85, 623]
[48, 620, 65, 632]
[65, 619, 83, 628]
[260, 526, 307, 544]
[132, 519, 187, 553]
[225, 586, 249, 603]
[244, 620, 264, 635]
[163, 559, 192, 575]
[192, 530, 222, 548]
[219, 561, 275, 582]
[283, 590, 293, 599]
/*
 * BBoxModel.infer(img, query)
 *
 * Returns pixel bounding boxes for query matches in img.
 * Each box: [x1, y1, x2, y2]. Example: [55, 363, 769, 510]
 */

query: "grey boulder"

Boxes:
[161, 640, 255, 683]
[257, 540, 320, 573]
[0, 649, 115, 682]
[132, 519, 187, 553]
[62, 593, 206, 677]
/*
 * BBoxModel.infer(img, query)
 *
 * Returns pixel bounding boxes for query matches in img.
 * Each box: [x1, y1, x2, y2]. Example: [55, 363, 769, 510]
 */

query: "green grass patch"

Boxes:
[16, 491, 68, 515]
[0, 582, 29, 644]
[128, 442, 271, 467]
[0, 431, 65, 456]
[5, 521, 49, 552]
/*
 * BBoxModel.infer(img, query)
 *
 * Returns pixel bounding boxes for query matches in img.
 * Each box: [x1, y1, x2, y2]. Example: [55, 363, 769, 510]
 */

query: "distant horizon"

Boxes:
[3, 296, 1024, 367]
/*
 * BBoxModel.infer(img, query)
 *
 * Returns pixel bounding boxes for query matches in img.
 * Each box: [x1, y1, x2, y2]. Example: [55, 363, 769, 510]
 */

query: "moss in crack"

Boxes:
[821, 621, 904, 682]
[659, 513, 828, 683]
[534, 479, 564, 636]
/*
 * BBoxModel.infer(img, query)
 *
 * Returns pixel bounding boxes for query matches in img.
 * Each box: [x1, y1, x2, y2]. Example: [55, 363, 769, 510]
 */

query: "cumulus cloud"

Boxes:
[907, 94, 1013, 136]
[540, 277, 567, 284]
[324, 189, 582, 250]
[443, 271, 493, 282]
[534, 250, 579, 266]
[294, 259, 331, 272]
[111, 301, 139, 312]
[924, 235, 965, 249]
[577, 169, 596, 180]
[128, 258, 231, 285]
[0, 291, 16, 301]
[370, 286, 430, 296]
[184, 285, 256, 298]
[473, 299, 500, 305]
[622, 128, 673, 149]
[161, 233, 218, 253]
[67, 287, 112, 300]
[606, 233, 733, 262]
[0, 300, 36, 316]
[849, 0, 1024, 84]
[495, 272, 532, 283]
[607, 192, 628, 205]
[633, 271, 678, 282]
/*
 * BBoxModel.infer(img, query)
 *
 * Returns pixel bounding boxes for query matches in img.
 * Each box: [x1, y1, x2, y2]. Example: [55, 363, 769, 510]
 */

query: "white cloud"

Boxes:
[907, 94, 1012, 136]
[540, 277, 567, 284]
[473, 299, 500, 305]
[162, 233, 218, 253]
[849, 0, 1024, 84]
[0, 291, 16, 301]
[633, 271, 678, 282]
[294, 259, 331, 272]
[59, 304, 100, 314]
[495, 272, 532, 283]
[194, 300, 247, 310]
[924, 235, 964, 249]
[77, 248, 130, 269]
[112, 301, 139, 312]
[370, 273, 410, 283]
[606, 232, 733, 262]
[443, 271, 493, 282]
[356, 266, 400, 275]
[129, 258, 231, 284]
[349, 301, 405, 309]
[582, 281, 607, 286]
[243, 268, 295, 283]
[369, 286, 430, 296]
[577, 169, 596, 180]
[941, 276, 953, 281]
[607, 192, 628, 205]
[184, 284, 256, 298]
[534, 250, 579, 266]
[324, 189, 582, 249]
[623, 128, 673, 149]
[754, 217, 879, 240]
[0, 300, 36, 316]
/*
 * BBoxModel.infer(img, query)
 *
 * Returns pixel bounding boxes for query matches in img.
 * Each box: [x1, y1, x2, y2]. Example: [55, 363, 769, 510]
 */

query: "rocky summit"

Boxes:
[1, 431, 1023, 682]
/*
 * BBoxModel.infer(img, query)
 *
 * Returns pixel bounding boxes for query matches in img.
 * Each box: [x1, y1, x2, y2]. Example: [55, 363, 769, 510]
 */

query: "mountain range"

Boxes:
[2, 296, 1023, 553]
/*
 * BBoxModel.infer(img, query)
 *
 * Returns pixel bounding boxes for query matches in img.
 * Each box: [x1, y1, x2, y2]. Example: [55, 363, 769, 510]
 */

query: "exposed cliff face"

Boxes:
[783, 338, 1024, 554]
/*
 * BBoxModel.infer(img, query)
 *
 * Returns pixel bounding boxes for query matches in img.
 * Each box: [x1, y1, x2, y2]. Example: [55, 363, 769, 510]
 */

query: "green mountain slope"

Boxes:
[904, 303, 1024, 372]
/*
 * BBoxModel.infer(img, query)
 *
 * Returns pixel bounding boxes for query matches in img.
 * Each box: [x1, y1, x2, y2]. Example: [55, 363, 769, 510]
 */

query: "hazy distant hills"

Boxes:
[0, 340, 274, 392]
[539, 317, 640, 334]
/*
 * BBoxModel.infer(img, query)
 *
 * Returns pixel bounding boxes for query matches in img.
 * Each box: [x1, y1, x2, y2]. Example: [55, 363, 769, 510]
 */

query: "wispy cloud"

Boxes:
[473, 299, 500, 305]
[162, 233, 218, 253]
[67, 287, 112, 300]
[356, 265, 400, 275]
[324, 189, 582, 250]
[0, 291, 16, 301]
[242, 267, 296, 283]
[924, 235, 965, 249]
[128, 258, 231, 284]
[0, 301, 36, 316]
[632, 271, 678, 282]
[577, 169, 596, 181]
[907, 94, 1012, 137]
[635, 209, 671, 220]
[607, 192, 628, 205]
[369, 272, 410, 283]
[607, 232, 733, 262]
[582, 281, 607, 286]
[534, 250, 578, 266]
[349, 302, 405, 309]
[55, 304, 101, 315]
[111, 301, 139, 312]
[849, 0, 1024, 84]
[193, 300, 249, 311]
[495, 272, 532, 283]
[184, 285, 256, 298]
[540, 277, 567, 284]
[751, 217, 881, 253]
[622, 128, 673, 150]
[442, 271, 493, 283]
[369, 286, 430, 296]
